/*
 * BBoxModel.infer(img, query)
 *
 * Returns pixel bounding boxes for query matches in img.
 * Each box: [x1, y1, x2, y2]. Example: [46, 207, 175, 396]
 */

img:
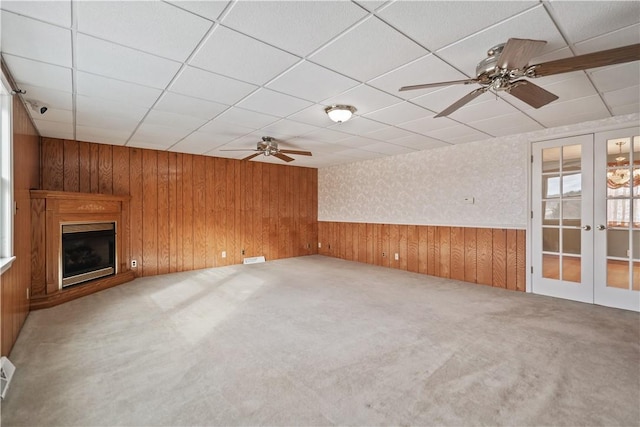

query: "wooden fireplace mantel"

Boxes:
[30, 190, 134, 310]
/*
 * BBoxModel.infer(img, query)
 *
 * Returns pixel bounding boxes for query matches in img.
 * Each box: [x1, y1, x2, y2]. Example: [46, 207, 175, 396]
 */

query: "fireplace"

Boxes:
[62, 222, 116, 288]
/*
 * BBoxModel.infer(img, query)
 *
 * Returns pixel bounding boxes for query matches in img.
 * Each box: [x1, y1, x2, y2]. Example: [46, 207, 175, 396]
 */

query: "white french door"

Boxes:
[532, 127, 640, 312]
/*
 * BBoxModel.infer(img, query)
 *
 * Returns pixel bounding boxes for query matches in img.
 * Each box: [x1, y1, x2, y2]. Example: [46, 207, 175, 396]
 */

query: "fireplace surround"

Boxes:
[30, 190, 134, 309]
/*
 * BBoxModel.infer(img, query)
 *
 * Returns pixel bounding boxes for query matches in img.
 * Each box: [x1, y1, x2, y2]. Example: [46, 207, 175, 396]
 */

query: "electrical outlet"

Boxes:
[242, 249, 245, 255]
[131, 259, 137, 268]
[222, 251, 227, 258]
[394, 253, 399, 261]
[306, 243, 311, 249]
[318, 242, 322, 248]
[328, 244, 331, 250]
[382, 252, 386, 257]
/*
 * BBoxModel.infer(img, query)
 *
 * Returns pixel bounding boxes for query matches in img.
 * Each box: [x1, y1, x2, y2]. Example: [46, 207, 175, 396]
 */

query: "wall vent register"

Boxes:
[62, 222, 115, 288]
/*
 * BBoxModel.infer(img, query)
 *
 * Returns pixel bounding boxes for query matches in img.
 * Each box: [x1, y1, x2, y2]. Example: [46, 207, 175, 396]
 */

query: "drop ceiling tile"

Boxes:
[191, 26, 300, 85]
[154, 92, 228, 120]
[127, 140, 175, 150]
[76, 94, 149, 122]
[448, 97, 519, 123]
[171, 66, 257, 105]
[260, 119, 321, 139]
[129, 123, 193, 146]
[437, 5, 565, 76]
[143, 110, 209, 131]
[337, 135, 385, 148]
[365, 126, 416, 142]
[288, 105, 337, 127]
[378, 1, 537, 51]
[17, 84, 72, 110]
[236, 89, 312, 117]
[300, 129, 352, 143]
[332, 148, 385, 161]
[76, 125, 133, 146]
[267, 61, 359, 103]
[547, 0, 640, 44]
[169, 131, 227, 155]
[368, 54, 469, 99]
[397, 115, 458, 134]
[0, 1, 71, 27]
[574, 23, 640, 55]
[361, 142, 416, 155]
[310, 16, 427, 82]
[468, 112, 544, 137]
[322, 84, 402, 115]
[411, 84, 485, 114]
[214, 107, 279, 129]
[354, 1, 389, 12]
[77, 1, 212, 62]
[611, 103, 640, 116]
[535, 74, 598, 102]
[392, 134, 449, 150]
[603, 85, 640, 108]
[329, 117, 388, 135]
[2, 54, 72, 93]
[35, 107, 72, 124]
[166, 1, 230, 21]
[76, 72, 163, 108]
[1, 12, 72, 67]
[425, 124, 489, 142]
[76, 111, 140, 131]
[590, 62, 640, 94]
[198, 120, 255, 142]
[221, 1, 367, 56]
[364, 102, 431, 125]
[33, 119, 74, 139]
[525, 95, 610, 127]
[76, 34, 182, 89]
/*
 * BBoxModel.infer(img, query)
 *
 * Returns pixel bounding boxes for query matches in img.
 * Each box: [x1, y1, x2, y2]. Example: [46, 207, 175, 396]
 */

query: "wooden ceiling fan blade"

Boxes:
[508, 80, 559, 109]
[279, 149, 312, 156]
[242, 152, 263, 161]
[530, 43, 640, 77]
[274, 153, 295, 162]
[399, 78, 478, 92]
[497, 38, 546, 70]
[434, 87, 488, 118]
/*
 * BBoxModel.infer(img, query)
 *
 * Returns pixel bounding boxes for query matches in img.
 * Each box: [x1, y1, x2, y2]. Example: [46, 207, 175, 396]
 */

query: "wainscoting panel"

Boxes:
[40, 138, 318, 278]
[318, 222, 526, 291]
[1, 96, 40, 356]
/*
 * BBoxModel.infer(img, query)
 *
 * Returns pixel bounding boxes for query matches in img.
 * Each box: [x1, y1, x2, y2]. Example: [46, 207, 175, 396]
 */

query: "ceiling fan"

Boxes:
[399, 39, 640, 117]
[221, 136, 312, 163]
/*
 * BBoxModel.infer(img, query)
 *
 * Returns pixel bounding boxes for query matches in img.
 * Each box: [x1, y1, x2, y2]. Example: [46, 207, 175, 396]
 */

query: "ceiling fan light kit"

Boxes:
[219, 136, 313, 163]
[324, 105, 357, 123]
[400, 39, 640, 118]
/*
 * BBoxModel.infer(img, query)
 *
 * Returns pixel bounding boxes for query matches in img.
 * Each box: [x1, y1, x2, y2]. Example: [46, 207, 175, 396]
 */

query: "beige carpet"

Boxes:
[2, 255, 639, 426]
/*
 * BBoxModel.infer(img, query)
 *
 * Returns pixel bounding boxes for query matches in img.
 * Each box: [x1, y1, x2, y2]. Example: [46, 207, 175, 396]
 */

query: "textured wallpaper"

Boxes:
[319, 114, 640, 228]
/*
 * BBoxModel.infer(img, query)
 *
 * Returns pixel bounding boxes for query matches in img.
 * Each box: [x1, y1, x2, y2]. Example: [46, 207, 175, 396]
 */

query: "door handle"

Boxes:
[596, 225, 606, 231]
[582, 225, 591, 231]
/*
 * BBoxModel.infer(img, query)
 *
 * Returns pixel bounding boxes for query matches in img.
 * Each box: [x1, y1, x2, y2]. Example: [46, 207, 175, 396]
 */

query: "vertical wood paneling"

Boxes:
[157, 152, 169, 275]
[352, 223, 359, 262]
[63, 140, 79, 192]
[261, 163, 271, 260]
[90, 143, 99, 193]
[204, 157, 216, 268]
[398, 225, 408, 271]
[418, 226, 428, 274]
[464, 228, 477, 283]
[343, 222, 352, 260]
[142, 150, 158, 276]
[426, 226, 435, 276]
[339, 222, 347, 260]
[182, 154, 194, 270]
[253, 162, 263, 257]
[439, 227, 451, 278]
[407, 225, 419, 273]
[78, 142, 91, 193]
[269, 164, 279, 261]
[492, 229, 507, 288]
[233, 161, 242, 264]
[98, 144, 113, 194]
[129, 148, 143, 277]
[169, 152, 179, 272]
[506, 229, 518, 291]
[214, 157, 227, 266]
[450, 227, 465, 281]
[112, 146, 130, 271]
[476, 228, 494, 285]
[41, 138, 63, 191]
[192, 155, 206, 270]
[175, 153, 184, 272]
[516, 230, 526, 291]
[365, 223, 374, 264]
[357, 223, 366, 263]
[389, 224, 399, 269]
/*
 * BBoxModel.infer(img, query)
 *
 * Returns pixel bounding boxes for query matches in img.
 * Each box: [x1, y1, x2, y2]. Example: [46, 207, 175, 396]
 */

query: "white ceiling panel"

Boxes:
[214, 107, 279, 129]
[410, 84, 485, 114]
[169, 131, 228, 155]
[364, 102, 432, 125]
[76, 34, 182, 89]
[143, 110, 209, 131]
[525, 95, 610, 128]
[17, 84, 73, 110]
[221, 1, 368, 56]
[300, 128, 352, 143]
[260, 119, 321, 139]
[603, 85, 640, 108]
[198, 120, 255, 142]
[268, 61, 359, 103]
[76, 94, 148, 122]
[468, 112, 544, 137]
[378, 1, 537, 51]
[191, 26, 300, 85]
[288, 105, 338, 128]
[426, 124, 489, 142]
[310, 16, 427, 82]
[1, 12, 71, 67]
[611, 103, 640, 116]
[76, 111, 140, 131]
[3, 54, 72, 93]
[77, 1, 212, 62]
[448, 97, 519, 123]
[33, 119, 74, 139]
[337, 135, 385, 148]
[392, 134, 449, 150]
[0, 0, 71, 27]
[361, 142, 416, 155]
[167, 1, 230, 22]
[574, 23, 640, 55]
[170, 66, 257, 105]
[365, 126, 416, 142]
[322, 84, 402, 115]
[437, 5, 566, 76]
[236, 89, 312, 117]
[129, 123, 193, 147]
[76, 71, 163, 108]
[76, 125, 133, 146]
[398, 115, 458, 135]
[33, 107, 72, 124]
[589, 62, 640, 94]
[547, 1, 640, 44]
[329, 117, 388, 135]
[154, 92, 228, 120]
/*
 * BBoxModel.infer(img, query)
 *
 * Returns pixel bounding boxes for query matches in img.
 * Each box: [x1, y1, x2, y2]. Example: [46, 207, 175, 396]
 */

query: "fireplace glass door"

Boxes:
[62, 222, 115, 287]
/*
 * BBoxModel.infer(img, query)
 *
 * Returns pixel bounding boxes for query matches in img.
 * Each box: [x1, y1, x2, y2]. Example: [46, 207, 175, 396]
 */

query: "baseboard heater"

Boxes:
[243, 256, 266, 265]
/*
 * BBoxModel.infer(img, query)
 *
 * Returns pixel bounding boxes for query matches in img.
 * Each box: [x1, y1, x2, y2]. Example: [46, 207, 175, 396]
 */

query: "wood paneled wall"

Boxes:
[40, 138, 318, 278]
[1, 96, 40, 356]
[318, 222, 526, 291]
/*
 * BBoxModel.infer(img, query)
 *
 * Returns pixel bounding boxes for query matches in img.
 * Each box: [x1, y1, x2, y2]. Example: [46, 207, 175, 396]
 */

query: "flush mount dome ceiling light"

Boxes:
[324, 105, 357, 123]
